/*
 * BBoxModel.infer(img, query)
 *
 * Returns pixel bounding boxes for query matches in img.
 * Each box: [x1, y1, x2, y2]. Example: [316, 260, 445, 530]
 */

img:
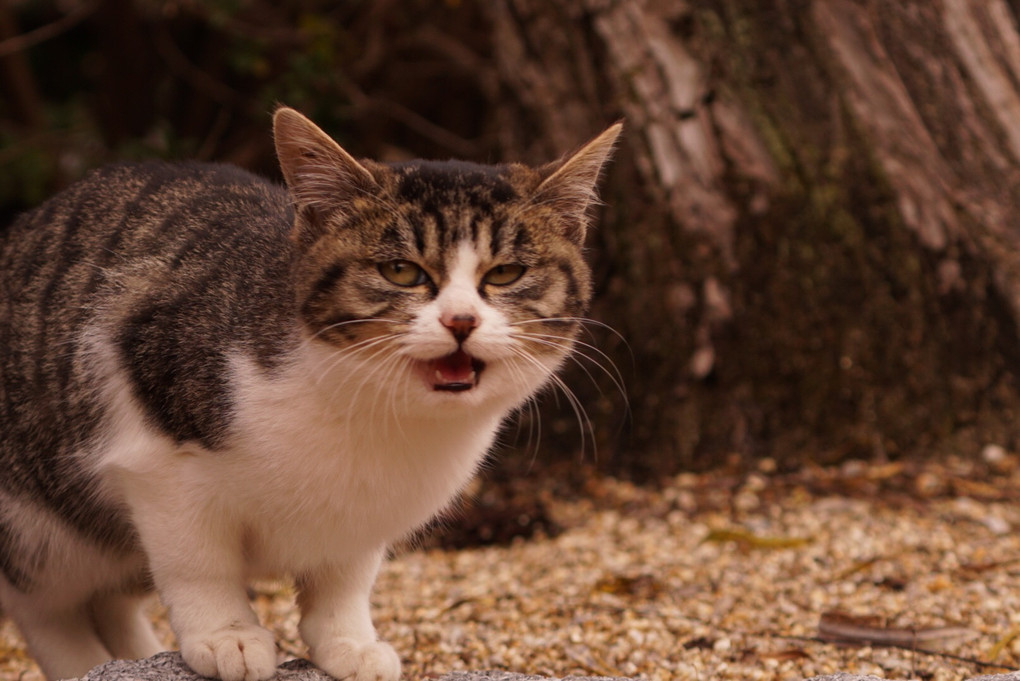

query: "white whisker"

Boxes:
[510, 315, 630, 347]
[505, 363, 543, 472]
[385, 356, 415, 443]
[312, 333, 405, 384]
[331, 341, 405, 411]
[301, 318, 405, 349]
[511, 332, 628, 409]
[372, 352, 412, 442]
[507, 345, 597, 463]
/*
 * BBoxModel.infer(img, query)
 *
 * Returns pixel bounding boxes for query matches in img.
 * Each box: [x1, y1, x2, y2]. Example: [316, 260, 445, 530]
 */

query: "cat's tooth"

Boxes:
[435, 370, 444, 382]
[468, 370, 476, 383]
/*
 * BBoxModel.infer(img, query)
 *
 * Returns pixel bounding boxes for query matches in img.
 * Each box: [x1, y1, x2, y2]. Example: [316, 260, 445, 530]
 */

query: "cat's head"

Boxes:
[273, 107, 620, 414]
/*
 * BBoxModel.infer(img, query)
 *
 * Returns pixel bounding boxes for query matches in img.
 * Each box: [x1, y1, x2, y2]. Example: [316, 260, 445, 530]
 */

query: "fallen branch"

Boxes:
[817, 610, 976, 649]
[661, 609, 1011, 673]
[776, 632, 1012, 673]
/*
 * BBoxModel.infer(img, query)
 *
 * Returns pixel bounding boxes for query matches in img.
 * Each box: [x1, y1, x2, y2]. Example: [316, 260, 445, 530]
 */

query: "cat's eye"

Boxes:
[483, 264, 526, 287]
[379, 260, 428, 287]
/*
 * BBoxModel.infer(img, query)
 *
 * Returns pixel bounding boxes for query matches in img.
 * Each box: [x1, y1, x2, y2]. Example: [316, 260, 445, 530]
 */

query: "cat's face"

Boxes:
[291, 162, 590, 411]
[274, 108, 620, 413]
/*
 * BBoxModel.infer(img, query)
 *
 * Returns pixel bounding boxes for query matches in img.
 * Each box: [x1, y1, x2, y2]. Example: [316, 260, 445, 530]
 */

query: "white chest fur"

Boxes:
[195, 349, 504, 575]
[95, 337, 509, 580]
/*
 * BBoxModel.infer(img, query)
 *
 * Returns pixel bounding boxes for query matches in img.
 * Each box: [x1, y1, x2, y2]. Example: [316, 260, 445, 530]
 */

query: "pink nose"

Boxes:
[441, 313, 478, 342]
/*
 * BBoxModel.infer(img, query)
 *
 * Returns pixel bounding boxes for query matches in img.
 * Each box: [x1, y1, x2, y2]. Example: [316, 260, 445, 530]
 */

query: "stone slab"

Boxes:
[73, 652, 1015, 681]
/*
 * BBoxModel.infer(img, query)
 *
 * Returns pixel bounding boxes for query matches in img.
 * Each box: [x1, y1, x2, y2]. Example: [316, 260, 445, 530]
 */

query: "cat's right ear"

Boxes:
[533, 121, 623, 245]
[273, 107, 380, 223]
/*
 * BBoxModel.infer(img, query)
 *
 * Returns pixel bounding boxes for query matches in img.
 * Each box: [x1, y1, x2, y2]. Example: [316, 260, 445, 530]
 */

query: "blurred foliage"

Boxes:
[0, 0, 497, 224]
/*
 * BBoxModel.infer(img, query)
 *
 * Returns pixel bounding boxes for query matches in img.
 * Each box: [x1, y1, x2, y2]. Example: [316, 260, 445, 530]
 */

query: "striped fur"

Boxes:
[0, 107, 620, 681]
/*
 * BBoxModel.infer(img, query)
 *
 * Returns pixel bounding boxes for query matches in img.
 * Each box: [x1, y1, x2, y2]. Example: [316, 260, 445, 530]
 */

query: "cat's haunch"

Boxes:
[0, 106, 620, 681]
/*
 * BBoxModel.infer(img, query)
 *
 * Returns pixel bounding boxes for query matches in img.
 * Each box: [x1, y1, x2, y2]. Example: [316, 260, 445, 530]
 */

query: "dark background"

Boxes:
[5, 0, 1020, 480]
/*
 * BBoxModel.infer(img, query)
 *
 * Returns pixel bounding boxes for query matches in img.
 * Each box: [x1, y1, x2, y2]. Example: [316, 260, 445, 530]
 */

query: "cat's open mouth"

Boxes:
[425, 349, 486, 392]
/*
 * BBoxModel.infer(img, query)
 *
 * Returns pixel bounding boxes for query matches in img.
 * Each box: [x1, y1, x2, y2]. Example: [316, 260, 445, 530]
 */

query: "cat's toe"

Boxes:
[181, 624, 278, 681]
[313, 638, 401, 681]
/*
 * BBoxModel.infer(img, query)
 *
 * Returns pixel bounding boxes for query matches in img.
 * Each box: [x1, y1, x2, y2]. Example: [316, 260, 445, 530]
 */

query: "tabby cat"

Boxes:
[0, 107, 621, 681]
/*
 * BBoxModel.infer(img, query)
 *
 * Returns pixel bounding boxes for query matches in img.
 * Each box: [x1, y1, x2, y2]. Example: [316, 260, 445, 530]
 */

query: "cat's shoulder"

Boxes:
[80, 159, 278, 190]
[45, 160, 293, 222]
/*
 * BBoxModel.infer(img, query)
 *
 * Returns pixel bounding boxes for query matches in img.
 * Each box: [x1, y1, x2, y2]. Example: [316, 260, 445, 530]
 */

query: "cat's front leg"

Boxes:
[297, 549, 401, 681]
[124, 491, 278, 681]
[159, 575, 277, 681]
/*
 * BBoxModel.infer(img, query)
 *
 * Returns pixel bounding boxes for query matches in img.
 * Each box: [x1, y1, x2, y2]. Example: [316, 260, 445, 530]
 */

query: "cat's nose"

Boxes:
[441, 312, 478, 342]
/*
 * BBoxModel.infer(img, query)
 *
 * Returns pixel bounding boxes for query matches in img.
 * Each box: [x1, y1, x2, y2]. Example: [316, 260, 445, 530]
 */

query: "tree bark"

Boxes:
[491, 0, 1020, 473]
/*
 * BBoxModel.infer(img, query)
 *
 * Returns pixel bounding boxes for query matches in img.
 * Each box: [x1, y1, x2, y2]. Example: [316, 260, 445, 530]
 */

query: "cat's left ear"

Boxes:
[534, 121, 623, 244]
[273, 106, 380, 220]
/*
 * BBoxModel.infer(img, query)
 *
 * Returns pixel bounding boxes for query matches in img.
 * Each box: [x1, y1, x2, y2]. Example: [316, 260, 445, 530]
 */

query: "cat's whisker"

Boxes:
[509, 316, 631, 419]
[301, 334, 401, 383]
[510, 332, 628, 408]
[315, 343, 386, 388]
[364, 348, 407, 435]
[376, 357, 402, 433]
[359, 351, 390, 437]
[522, 395, 543, 474]
[382, 357, 414, 433]
[506, 346, 597, 463]
[509, 319, 631, 374]
[510, 316, 630, 347]
[349, 347, 408, 420]
[522, 339, 611, 406]
[383, 356, 415, 443]
[325, 339, 405, 408]
[310, 333, 406, 381]
[316, 340, 405, 414]
[548, 372, 596, 464]
[301, 318, 406, 349]
[511, 329, 619, 372]
[504, 361, 544, 471]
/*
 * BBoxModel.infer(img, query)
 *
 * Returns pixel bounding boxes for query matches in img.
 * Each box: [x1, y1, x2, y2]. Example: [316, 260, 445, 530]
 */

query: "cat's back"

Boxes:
[2, 160, 296, 324]
[0, 161, 298, 457]
[2, 161, 292, 268]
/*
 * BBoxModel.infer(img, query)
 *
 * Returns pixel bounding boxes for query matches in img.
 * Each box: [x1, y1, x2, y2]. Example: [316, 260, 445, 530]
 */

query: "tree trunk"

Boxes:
[491, 0, 1020, 473]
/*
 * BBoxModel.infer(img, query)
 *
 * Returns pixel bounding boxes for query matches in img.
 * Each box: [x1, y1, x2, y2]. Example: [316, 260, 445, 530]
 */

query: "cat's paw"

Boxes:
[181, 623, 278, 681]
[313, 638, 401, 681]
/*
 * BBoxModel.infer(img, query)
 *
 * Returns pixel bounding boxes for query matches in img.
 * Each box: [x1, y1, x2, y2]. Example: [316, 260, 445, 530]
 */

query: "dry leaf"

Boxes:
[951, 478, 1006, 500]
[987, 624, 1020, 661]
[703, 528, 812, 550]
[866, 462, 906, 480]
[593, 573, 665, 599]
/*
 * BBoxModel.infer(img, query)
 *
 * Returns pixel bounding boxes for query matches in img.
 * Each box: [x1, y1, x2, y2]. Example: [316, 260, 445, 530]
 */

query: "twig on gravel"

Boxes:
[677, 611, 1008, 673]
[768, 632, 1012, 672]
[817, 611, 976, 648]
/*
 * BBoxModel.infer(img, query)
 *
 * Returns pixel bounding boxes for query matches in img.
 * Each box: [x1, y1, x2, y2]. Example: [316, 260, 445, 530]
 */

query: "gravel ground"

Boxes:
[2, 452, 1020, 681]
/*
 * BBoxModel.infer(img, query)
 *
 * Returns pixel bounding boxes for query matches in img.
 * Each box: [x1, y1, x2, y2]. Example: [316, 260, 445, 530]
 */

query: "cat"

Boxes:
[0, 106, 621, 681]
